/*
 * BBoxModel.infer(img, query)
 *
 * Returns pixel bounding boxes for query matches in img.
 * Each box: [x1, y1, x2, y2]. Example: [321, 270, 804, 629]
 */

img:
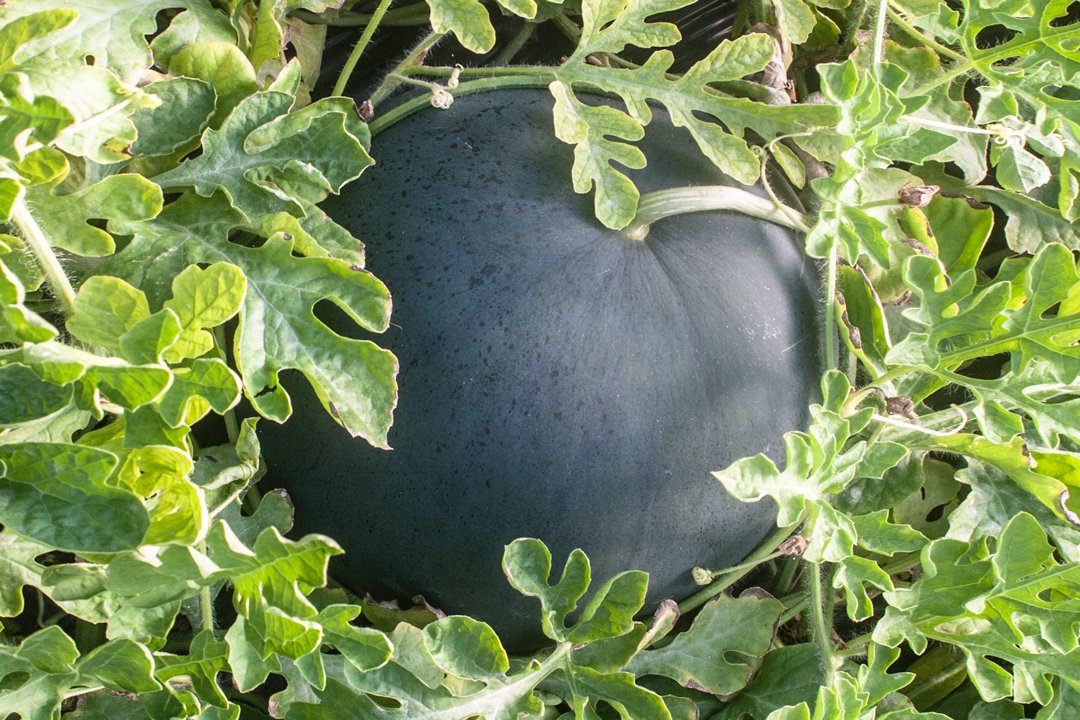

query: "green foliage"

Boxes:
[0, 0, 1077, 718]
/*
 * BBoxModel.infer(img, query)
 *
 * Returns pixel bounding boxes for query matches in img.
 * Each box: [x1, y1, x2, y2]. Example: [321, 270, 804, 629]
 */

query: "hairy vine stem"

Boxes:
[809, 562, 837, 685]
[333, 0, 396, 96]
[624, 186, 811, 240]
[11, 199, 76, 316]
[368, 31, 446, 108]
[677, 524, 796, 615]
[369, 75, 555, 135]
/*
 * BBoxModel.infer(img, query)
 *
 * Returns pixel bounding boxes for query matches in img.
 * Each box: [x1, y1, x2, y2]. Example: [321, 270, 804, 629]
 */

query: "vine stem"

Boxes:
[624, 186, 811, 240]
[677, 524, 796, 615]
[199, 563, 215, 635]
[368, 31, 446, 108]
[694, 550, 788, 585]
[809, 562, 837, 685]
[871, 0, 889, 72]
[333, 0, 396, 96]
[11, 198, 76, 316]
[369, 75, 556, 135]
[491, 21, 536, 66]
[886, 5, 965, 63]
[823, 243, 839, 371]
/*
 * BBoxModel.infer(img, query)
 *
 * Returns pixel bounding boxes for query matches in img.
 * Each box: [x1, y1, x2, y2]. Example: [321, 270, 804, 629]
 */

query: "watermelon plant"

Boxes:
[0, 2, 1078, 720]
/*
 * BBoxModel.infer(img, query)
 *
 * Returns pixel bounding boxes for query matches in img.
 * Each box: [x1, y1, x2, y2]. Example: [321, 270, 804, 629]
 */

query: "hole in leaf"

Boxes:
[1049, 2, 1080, 27]
[0, 672, 30, 691]
[974, 25, 1019, 51]
[925, 503, 946, 522]
[368, 694, 403, 709]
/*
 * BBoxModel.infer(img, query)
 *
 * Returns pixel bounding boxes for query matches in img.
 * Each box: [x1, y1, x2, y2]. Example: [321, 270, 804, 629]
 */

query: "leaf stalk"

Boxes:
[625, 186, 811, 240]
[333, 0, 397, 96]
[809, 562, 837, 685]
[11, 199, 76, 316]
[678, 524, 796, 614]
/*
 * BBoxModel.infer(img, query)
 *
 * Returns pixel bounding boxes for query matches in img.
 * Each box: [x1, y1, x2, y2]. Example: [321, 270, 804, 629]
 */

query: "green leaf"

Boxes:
[927, 171, 1080, 253]
[502, 538, 590, 641]
[167, 41, 258, 125]
[916, 434, 1078, 524]
[154, 629, 231, 708]
[549, 80, 645, 230]
[161, 262, 246, 363]
[0, 528, 48, 616]
[225, 616, 281, 693]
[424, 616, 509, 681]
[776, 0, 818, 44]
[628, 593, 782, 695]
[16, 61, 146, 164]
[926, 195, 994, 274]
[567, 570, 648, 644]
[876, 513, 1080, 705]
[0, 363, 72, 427]
[316, 603, 393, 674]
[157, 358, 242, 428]
[889, 243, 1080, 379]
[118, 308, 184, 366]
[103, 193, 396, 446]
[152, 91, 373, 221]
[712, 644, 824, 719]
[0, 442, 148, 553]
[76, 639, 159, 694]
[150, 6, 236, 69]
[427, 0, 538, 54]
[564, 664, 672, 720]
[714, 372, 884, 532]
[130, 77, 217, 157]
[569, 0, 686, 58]
[0, 258, 57, 344]
[67, 276, 151, 355]
[207, 523, 341, 660]
[0, 626, 80, 720]
[558, 36, 835, 190]
[0, 72, 73, 161]
[0, 9, 78, 73]
[24, 170, 162, 257]
[0, 0, 225, 84]
[950, 462, 1080, 561]
[17, 340, 172, 410]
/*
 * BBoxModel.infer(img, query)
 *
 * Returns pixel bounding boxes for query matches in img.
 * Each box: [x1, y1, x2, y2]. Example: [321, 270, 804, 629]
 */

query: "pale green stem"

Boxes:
[23, 96, 139, 157]
[886, 5, 965, 62]
[810, 562, 836, 685]
[212, 325, 241, 445]
[624, 186, 811, 240]
[294, 4, 428, 26]
[552, 12, 582, 45]
[368, 31, 445, 107]
[491, 21, 536, 66]
[11, 199, 76, 316]
[63, 686, 105, 700]
[369, 75, 556, 135]
[407, 64, 555, 79]
[333, 0, 396, 96]
[871, 0, 889, 72]
[199, 575, 215, 635]
[909, 115, 1022, 138]
[779, 595, 810, 624]
[823, 244, 839, 371]
[678, 524, 796, 614]
[695, 550, 788, 585]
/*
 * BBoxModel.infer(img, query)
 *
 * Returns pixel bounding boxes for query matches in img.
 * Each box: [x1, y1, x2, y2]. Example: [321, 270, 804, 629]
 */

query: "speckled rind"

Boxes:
[259, 89, 821, 650]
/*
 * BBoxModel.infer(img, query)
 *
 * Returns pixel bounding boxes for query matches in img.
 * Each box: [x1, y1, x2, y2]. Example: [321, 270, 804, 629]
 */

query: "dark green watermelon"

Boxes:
[258, 88, 821, 649]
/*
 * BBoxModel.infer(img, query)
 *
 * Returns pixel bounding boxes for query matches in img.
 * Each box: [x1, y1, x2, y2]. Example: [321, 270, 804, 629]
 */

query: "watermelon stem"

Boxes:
[625, 186, 810, 240]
